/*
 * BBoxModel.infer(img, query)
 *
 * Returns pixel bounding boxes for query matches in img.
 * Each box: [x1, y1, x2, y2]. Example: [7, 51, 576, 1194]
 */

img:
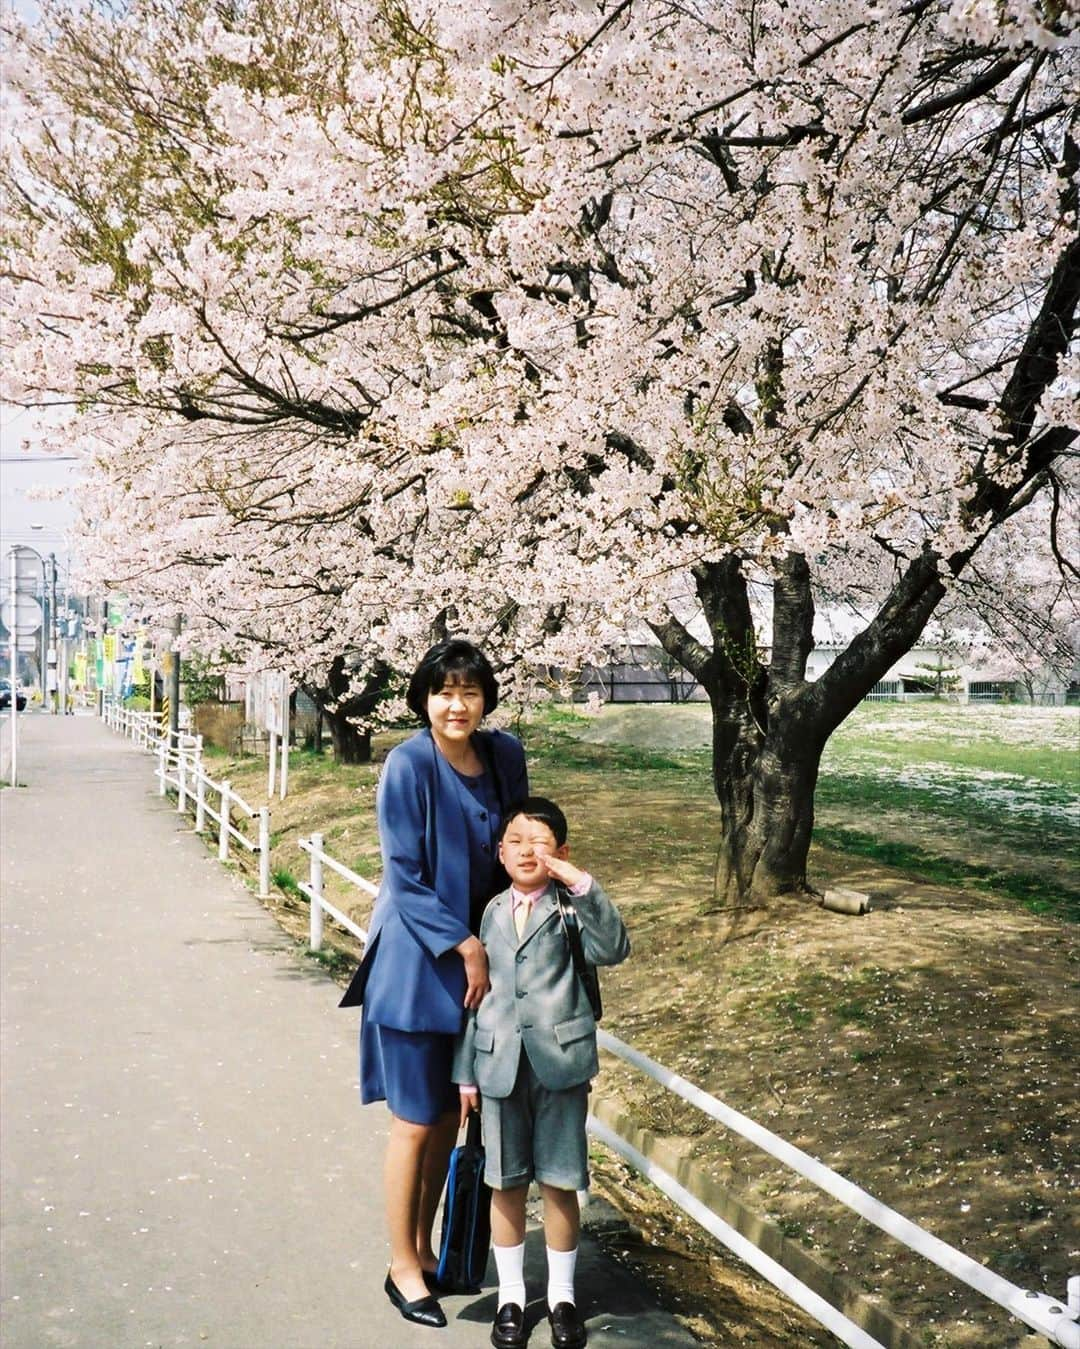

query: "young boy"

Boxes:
[453, 797, 630, 1349]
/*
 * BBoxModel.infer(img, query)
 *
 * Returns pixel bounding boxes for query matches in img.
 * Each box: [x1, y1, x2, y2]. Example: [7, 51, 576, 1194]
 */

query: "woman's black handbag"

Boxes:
[555, 887, 603, 1021]
[435, 1109, 491, 1293]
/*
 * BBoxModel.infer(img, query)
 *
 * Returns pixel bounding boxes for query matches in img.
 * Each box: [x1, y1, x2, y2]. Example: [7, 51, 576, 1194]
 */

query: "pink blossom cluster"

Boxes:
[1, 0, 1076, 703]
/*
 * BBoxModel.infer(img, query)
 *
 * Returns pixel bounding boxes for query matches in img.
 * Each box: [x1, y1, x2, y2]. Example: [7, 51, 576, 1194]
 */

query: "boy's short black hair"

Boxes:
[499, 796, 568, 848]
[405, 638, 499, 724]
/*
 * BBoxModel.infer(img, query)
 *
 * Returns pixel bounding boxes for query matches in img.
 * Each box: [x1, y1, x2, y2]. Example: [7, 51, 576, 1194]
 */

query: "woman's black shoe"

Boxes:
[384, 1272, 447, 1328]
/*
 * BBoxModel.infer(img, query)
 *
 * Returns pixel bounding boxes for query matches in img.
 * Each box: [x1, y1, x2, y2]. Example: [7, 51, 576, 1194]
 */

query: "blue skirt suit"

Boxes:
[339, 727, 528, 1124]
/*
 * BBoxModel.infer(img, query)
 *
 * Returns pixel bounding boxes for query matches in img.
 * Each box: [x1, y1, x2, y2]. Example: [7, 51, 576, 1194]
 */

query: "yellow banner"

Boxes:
[133, 631, 145, 683]
[103, 634, 117, 662]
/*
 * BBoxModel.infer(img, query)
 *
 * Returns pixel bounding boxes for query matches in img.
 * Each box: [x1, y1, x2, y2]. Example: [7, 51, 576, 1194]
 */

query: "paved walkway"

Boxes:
[1, 713, 699, 1349]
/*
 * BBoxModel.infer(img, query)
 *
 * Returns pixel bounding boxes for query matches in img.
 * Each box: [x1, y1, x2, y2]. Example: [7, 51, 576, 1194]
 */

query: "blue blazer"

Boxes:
[338, 727, 528, 1033]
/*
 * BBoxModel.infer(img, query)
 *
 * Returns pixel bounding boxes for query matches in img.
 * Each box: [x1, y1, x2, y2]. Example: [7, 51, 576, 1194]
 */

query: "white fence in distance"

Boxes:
[102, 698, 271, 899]
[299, 830, 1079, 1349]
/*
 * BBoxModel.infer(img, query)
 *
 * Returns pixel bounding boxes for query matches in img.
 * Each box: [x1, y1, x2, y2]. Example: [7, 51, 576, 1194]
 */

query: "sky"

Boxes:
[2, 1, 76, 579]
[0, 403, 82, 582]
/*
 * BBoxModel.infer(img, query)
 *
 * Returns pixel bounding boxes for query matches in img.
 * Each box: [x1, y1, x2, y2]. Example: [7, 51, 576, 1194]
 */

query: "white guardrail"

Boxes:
[100, 698, 1078, 1348]
[102, 698, 271, 898]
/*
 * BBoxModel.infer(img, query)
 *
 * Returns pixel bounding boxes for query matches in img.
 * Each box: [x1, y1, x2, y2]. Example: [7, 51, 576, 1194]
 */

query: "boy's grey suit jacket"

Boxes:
[452, 880, 630, 1099]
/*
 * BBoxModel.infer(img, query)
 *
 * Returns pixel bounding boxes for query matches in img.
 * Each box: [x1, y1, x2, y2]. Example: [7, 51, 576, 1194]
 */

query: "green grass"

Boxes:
[823, 702, 1078, 788]
[813, 774, 1078, 867]
[840, 738, 1074, 785]
[773, 993, 814, 1028]
[223, 702, 1077, 926]
[814, 825, 1079, 921]
[528, 705, 1079, 921]
[305, 945, 353, 975]
[271, 867, 304, 900]
[523, 720, 696, 776]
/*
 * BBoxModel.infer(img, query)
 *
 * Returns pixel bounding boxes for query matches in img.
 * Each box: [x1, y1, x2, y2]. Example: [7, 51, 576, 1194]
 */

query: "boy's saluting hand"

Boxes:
[538, 852, 588, 889]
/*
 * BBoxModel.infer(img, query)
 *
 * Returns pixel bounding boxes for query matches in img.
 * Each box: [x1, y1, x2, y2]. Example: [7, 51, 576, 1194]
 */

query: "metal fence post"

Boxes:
[218, 780, 231, 862]
[194, 767, 206, 834]
[157, 738, 167, 796]
[258, 806, 270, 898]
[309, 831, 324, 950]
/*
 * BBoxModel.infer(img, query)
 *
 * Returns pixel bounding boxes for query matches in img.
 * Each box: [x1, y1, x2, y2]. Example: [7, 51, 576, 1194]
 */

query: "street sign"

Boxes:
[0, 594, 43, 635]
[12, 554, 43, 588]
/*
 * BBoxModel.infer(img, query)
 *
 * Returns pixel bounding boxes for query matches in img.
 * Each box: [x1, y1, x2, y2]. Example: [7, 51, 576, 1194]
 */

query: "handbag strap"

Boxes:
[554, 887, 588, 982]
[555, 885, 603, 1020]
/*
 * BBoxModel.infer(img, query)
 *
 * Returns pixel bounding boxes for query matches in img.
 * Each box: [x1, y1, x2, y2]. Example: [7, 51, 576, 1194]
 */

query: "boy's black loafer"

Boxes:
[548, 1301, 587, 1349]
[491, 1302, 527, 1349]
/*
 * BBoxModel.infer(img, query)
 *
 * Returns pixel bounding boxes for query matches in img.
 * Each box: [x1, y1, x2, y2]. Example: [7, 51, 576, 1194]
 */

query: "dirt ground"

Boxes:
[216, 710, 1078, 1349]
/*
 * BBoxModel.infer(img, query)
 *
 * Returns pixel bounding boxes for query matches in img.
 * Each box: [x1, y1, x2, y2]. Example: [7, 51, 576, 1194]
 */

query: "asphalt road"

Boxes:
[0, 712, 699, 1349]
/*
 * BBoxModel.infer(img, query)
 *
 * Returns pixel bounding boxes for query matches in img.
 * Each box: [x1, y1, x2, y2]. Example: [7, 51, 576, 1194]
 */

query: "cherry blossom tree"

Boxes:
[2, 0, 1077, 899]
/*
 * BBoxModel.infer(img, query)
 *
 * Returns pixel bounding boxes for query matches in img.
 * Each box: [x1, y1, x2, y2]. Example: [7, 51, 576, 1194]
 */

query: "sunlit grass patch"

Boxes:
[814, 825, 1079, 921]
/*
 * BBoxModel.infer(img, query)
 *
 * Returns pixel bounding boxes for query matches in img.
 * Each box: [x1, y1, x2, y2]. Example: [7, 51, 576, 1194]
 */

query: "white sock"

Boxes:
[493, 1241, 526, 1310]
[546, 1245, 577, 1308]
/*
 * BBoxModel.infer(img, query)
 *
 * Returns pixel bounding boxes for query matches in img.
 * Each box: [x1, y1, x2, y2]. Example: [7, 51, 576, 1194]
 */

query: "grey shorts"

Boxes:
[481, 1056, 589, 1192]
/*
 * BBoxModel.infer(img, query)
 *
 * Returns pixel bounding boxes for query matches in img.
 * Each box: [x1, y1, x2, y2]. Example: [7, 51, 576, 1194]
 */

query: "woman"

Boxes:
[339, 638, 528, 1328]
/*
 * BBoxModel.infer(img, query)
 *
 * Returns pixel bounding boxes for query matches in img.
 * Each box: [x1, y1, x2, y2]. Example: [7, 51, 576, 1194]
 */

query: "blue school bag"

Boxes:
[436, 1109, 491, 1293]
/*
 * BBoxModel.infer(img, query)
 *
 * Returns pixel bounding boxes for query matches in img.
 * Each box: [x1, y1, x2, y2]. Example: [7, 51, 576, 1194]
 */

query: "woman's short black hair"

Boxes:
[406, 638, 499, 724]
[499, 796, 569, 848]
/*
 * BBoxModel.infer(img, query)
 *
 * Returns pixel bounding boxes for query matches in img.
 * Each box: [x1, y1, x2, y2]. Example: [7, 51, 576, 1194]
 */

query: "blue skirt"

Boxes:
[360, 1018, 459, 1125]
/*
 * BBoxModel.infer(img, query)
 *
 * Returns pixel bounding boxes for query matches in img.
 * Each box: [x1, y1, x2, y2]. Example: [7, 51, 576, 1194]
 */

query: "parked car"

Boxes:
[0, 678, 27, 711]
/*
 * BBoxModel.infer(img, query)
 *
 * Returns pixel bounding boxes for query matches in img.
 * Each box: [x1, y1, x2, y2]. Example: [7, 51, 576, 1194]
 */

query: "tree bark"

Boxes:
[709, 701, 827, 905]
[654, 556, 829, 907]
[324, 706, 372, 764]
[317, 656, 394, 765]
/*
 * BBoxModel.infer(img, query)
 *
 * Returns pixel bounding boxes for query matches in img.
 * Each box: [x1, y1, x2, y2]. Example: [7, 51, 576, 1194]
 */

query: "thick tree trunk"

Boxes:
[681, 553, 827, 907]
[316, 656, 393, 765]
[324, 708, 372, 764]
[651, 551, 947, 909]
[709, 696, 826, 906]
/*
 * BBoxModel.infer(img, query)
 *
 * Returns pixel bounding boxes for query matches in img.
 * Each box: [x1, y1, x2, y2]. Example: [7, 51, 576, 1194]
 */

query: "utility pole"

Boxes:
[38, 565, 48, 703]
[168, 614, 181, 744]
[48, 553, 59, 714]
[7, 549, 17, 785]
